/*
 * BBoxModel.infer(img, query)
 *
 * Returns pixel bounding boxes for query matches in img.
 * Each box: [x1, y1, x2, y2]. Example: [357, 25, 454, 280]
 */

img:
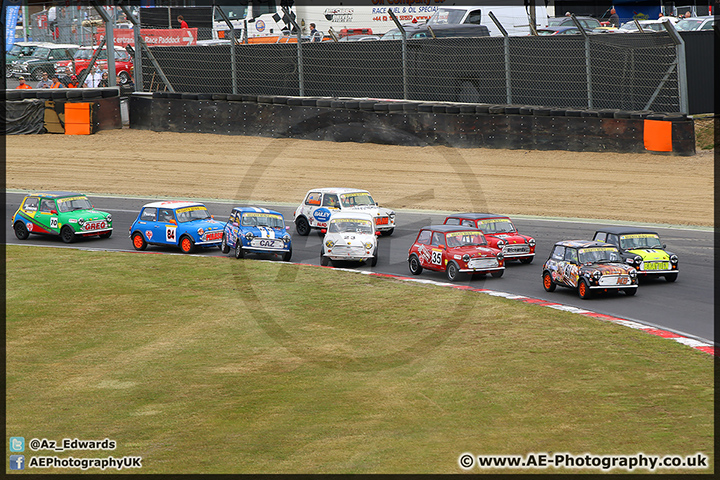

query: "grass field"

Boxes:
[6, 246, 714, 474]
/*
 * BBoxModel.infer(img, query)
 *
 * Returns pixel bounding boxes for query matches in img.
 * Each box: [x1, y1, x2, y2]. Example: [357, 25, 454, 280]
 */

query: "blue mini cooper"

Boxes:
[221, 207, 292, 261]
[129, 201, 225, 253]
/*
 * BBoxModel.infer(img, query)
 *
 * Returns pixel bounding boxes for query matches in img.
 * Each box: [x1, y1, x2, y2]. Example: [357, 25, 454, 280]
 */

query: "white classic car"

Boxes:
[320, 212, 379, 267]
[293, 188, 396, 236]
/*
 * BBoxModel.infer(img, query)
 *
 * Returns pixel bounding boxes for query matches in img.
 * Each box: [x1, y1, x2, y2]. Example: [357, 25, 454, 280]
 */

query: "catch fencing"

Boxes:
[137, 33, 686, 114]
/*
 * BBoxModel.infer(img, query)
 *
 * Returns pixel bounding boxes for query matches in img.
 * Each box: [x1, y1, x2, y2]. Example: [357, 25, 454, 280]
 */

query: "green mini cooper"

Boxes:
[12, 192, 112, 243]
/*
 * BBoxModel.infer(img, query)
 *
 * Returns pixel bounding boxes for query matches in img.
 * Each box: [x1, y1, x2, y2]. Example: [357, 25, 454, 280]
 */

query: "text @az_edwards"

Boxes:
[458, 452, 709, 472]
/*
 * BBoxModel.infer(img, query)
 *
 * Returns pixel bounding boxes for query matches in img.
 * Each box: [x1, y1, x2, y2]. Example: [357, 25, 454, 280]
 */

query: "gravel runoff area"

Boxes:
[6, 128, 714, 227]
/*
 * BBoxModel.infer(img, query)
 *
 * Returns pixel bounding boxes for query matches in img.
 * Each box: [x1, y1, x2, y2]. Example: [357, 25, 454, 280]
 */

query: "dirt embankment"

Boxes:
[6, 129, 713, 227]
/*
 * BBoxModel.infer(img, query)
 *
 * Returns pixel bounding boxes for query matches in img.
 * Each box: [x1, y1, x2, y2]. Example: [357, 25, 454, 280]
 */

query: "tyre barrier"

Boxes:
[127, 93, 695, 155]
[4, 87, 123, 135]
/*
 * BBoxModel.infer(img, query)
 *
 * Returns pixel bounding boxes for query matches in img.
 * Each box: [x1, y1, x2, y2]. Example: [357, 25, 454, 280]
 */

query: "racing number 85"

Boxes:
[431, 250, 442, 265]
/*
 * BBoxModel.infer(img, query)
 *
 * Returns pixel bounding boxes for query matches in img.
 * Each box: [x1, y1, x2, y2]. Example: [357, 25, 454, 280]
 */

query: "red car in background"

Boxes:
[444, 213, 536, 264]
[54, 46, 133, 84]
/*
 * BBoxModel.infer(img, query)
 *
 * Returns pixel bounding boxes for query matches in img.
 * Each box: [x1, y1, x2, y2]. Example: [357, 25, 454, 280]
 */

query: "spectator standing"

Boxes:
[49, 75, 63, 88]
[88, 64, 103, 88]
[36, 71, 52, 88]
[59, 66, 74, 87]
[309, 22, 321, 42]
[67, 75, 82, 88]
[98, 71, 109, 87]
[178, 15, 188, 28]
[684, 11, 691, 18]
[609, 8, 620, 27]
[16, 76, 31, 89]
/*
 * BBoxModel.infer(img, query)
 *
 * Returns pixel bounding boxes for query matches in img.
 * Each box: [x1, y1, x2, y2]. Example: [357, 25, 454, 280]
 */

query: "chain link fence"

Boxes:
[137, 33, 684, 113]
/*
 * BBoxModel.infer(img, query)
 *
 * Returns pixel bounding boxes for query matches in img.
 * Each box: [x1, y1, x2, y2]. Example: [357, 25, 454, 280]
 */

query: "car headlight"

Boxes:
[283, 234, 291, 243]
[245, 231, 254, 240]
[497, 240, 505, 247]
[106, 214, 112, 223]
[528, 238, 535, 246]
[592, 271, 601, 280]
[325, 240, 335, 248]
[364, 242, 373, 250]
[634, 255, 642, 264]
[496, 252, 503, 261]
[197, 228, 204, 236]
[629, 269, 637, 278]
[670, 255, 678, 264]
[462, 254, 470, 262]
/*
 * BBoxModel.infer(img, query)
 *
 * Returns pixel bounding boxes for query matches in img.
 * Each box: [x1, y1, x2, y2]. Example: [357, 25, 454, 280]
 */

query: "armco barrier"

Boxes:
[128, 93, 695, 155]
[4, 88, 123, 134]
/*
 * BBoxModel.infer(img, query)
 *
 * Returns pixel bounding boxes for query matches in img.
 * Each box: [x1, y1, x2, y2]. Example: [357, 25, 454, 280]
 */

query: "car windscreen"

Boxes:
[477, 218, 515, 234]
[176, 206, 211, 223]
[427, 8, 466, 25]
[241, 212, 284, 228]
[57, 196, 92, 212]
[75, 49, 93, 59]
[339, 192, 375, 207]
[31, 47, 50, 58]
[619, 233, 663, 250]
[328, 218, 373, 234]
[445, 231, 486, 247]
[8, 44, 22, 55]
[578, 247, 621, 263]
[675, 18, 703, 30]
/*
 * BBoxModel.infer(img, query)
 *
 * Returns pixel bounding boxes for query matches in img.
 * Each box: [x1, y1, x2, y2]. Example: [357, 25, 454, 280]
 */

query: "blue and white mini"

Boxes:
[221, 207, 292, 261]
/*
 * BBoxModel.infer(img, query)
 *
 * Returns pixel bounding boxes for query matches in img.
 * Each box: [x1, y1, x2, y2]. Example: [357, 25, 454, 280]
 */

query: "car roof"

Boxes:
[594, 226, 659, 235]
[447, 213, 510, 220]
[142, 200, 205, 209]
[329, 212, 374, 221]
[554, 240, 616, 248]
[29, 191, 84, 198]
[306, 187, 370, 195]
[420, 225, 483, 233]
[232, 206, 283, 216]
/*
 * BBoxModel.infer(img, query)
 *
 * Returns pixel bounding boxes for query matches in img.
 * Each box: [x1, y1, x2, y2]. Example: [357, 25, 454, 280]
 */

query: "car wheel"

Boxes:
[99, 231, 112, 239]
[14, 221, 29, 240]
[282, 248, 292, 262]
[408, 254, 423, 275]
[491, 269, 504, 278]
[60, 225, 75, 244]
[118, 71, 131, 85]
[382, 228, 394, 236]
[520, 257, 534, 264]
[132, 232, 147, 251]
[542, 272, 556, 292]
[320, 252, 330, 266]
[295, 216, 310, 236]
[234, 240, 244, 259]
[624, 288, 637, 296]
[6, 66, 13, 79]
[578, 278, 592, 299]
[220, 233, 230, 254]
[665, 273, 678, 283]
[32, 68, 46, 81]
[446, 261, 460, 282]
[370, 248, 378, 267]
[180, 235, 195, 254]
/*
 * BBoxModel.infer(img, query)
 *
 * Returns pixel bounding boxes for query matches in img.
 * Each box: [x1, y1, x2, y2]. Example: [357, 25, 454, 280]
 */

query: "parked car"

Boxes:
[547, 16, 601, 30]
[129, 201, 225, 253]
[381, 23, 490, 39]
[542, 240, 638, 299]
[443, 213, 535, 263]
[6, 41, 43, 78]
[536, 26, 582, 35]
[11, 191, 112, 243]
[54, 46, 134, 84]
[408, 225, 504, 282]
[616, 18, 678, 33]
[11, 43, 78, 80]
[294, 188, 396, 236]
[675, 15, 715, 31]
[220, 207, 292, 261]
[592, 227, 678, 282]
[321, 212, 379, 267]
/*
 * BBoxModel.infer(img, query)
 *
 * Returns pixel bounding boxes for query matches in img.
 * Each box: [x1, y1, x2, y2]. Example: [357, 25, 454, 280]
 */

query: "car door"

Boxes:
[35, 197, 59, 233]
[561, 247, 580, 287]
[136, 207, 157, 243]
[156, 208, 178, 245]
[427, 231, 446, 270]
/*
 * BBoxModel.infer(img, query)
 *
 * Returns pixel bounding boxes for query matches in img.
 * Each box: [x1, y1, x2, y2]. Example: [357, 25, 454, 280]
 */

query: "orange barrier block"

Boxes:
[643, 119, 672, 152]
[64, 102, 92, 135]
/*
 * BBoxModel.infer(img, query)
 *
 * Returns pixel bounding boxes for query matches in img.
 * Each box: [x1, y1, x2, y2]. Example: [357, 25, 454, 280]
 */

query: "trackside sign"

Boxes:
[95, 28, 198, 47]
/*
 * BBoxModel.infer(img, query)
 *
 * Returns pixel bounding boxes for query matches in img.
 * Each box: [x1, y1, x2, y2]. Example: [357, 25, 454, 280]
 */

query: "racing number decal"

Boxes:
[50, 217, 58, 229]
[431, 250, 442, 266]
[166, 226, 177, 242]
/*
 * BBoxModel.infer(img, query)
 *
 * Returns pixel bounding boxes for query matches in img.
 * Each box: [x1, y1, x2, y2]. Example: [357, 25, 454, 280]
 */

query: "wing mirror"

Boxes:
[321, 228, 327, 234]
[375, 231, 381, 236]
[663, 244, 667, 249]
[51, 210, 58, 215]
[285, 225, 290, 230]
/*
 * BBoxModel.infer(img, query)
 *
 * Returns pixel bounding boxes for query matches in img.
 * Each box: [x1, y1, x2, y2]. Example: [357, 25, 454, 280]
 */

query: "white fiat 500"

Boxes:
[320, 212, 379, 267]
[294, 188, 396, 236]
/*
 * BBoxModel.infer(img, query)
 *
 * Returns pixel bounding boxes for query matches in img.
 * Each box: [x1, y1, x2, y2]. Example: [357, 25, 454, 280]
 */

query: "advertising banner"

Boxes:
[96, 27, 197, 47]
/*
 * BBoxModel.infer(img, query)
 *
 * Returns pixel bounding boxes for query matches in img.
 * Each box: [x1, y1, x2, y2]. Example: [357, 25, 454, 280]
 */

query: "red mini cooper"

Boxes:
[407, 225, 504, 282]
[444, 213, 536, 264]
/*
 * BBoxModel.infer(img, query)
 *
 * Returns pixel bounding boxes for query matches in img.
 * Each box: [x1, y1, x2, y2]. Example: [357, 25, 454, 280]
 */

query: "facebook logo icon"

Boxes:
[10, 437, 25, 452]
[10, 455, 25, 470]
